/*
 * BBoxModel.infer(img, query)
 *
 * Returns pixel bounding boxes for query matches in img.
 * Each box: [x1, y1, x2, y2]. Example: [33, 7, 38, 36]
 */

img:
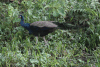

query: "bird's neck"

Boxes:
[20, 19, 24, 26]
[21, 18, 24, 21]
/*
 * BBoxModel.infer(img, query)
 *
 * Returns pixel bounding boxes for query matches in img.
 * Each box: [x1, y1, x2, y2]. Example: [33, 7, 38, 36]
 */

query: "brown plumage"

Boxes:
[30, 21, 57, 27]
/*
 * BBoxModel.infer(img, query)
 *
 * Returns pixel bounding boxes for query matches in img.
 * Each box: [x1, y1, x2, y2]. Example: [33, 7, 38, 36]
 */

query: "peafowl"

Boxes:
[19, 15, 58, 45]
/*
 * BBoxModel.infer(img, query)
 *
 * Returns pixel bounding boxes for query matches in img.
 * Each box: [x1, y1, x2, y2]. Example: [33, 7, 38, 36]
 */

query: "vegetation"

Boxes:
[0, 0, 100, 67]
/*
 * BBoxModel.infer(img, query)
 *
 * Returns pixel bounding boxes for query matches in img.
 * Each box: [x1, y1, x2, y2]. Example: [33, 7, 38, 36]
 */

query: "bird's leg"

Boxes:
[36, 36, 38, 44]
[43, 36, 48, 45]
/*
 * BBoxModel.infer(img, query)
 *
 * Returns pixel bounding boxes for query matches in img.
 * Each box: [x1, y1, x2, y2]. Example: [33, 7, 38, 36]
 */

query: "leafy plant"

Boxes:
[0, 0, 100, 67]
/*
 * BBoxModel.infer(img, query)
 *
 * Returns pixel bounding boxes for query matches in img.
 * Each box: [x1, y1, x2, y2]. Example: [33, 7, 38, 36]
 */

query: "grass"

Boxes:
[0, 0, 100, 67]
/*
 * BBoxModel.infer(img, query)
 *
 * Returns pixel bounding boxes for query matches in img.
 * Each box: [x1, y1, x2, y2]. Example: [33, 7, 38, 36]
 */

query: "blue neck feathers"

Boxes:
[20, 15, 33, 34]
[21, 15, 24, 21]
[20, 15, 24, 26]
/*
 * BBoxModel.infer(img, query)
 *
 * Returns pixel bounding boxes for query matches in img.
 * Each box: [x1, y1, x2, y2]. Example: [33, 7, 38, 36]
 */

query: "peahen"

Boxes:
[19, 15, 58, 45]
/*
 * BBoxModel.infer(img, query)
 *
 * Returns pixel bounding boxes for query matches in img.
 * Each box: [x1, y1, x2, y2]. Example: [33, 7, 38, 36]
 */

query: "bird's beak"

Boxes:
[18, 15, 21, 18]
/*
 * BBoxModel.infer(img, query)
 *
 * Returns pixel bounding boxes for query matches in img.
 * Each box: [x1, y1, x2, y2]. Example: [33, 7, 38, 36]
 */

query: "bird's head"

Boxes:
[19, 15, 24, 20]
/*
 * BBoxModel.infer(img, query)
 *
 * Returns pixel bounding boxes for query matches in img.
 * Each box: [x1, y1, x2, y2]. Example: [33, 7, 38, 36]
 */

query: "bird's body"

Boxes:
[20, 15, 58, 45]
[30, 21, 57, 36]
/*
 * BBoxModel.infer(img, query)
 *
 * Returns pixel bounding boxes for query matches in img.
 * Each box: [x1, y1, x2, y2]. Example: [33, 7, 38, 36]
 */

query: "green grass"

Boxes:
[0, 0, 100, 67]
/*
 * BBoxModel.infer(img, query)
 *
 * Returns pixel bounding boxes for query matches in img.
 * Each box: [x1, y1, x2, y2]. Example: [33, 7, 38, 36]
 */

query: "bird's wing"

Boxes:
[30, 21, 57, 27]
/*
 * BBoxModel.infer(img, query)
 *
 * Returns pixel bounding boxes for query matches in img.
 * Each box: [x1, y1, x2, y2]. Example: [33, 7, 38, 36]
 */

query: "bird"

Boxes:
[19, 15, 58, 45]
